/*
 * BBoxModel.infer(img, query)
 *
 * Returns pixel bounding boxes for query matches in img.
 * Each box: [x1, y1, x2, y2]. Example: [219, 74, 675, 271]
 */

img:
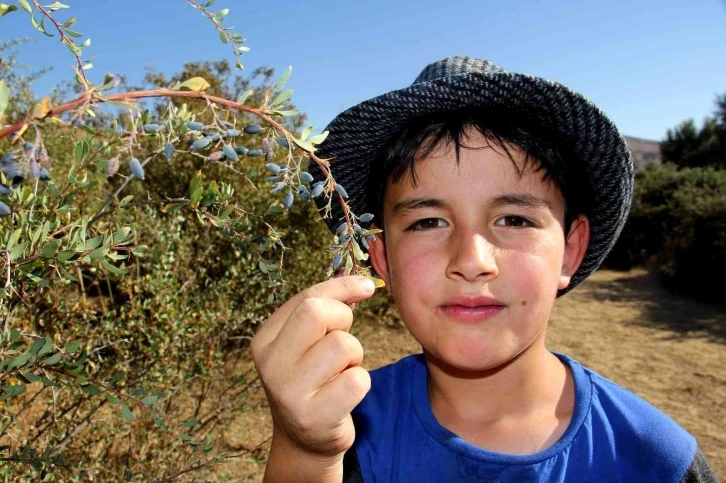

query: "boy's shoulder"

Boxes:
[563, 353, 696, 463]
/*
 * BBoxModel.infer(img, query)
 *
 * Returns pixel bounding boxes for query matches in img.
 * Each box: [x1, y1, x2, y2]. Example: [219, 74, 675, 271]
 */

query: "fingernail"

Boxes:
[361, 277, 376, 293]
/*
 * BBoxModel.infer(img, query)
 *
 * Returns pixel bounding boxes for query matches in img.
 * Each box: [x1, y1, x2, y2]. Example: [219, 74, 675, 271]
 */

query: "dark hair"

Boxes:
[365, 107, 589, 235]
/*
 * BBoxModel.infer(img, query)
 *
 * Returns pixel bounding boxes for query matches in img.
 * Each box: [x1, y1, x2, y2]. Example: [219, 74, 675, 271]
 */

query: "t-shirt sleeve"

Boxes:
[343, 446, 364, 483]
[678, 447, 719, 483]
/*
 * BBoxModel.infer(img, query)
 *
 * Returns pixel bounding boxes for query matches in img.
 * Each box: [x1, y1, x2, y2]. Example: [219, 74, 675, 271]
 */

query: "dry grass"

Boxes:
[216, 268, 725, 481]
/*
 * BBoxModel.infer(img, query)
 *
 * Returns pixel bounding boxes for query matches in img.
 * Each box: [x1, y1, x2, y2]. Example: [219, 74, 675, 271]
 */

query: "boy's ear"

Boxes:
[559, 215, 590, 291]
[367, 224, 392, 293]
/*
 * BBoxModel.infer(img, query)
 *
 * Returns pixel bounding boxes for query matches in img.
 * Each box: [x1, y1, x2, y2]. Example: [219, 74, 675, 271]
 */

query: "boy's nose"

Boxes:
[446, 231, 499, 282]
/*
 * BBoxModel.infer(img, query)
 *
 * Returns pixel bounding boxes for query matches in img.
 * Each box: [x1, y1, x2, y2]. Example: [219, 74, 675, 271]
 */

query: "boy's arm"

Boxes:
[263, 433, 344, 483]
[679, 447, 718, 483]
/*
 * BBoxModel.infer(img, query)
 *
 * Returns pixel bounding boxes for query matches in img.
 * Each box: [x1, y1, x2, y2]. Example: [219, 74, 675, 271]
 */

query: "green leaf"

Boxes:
[274, 65, 292, 93]
[121, 404, 134, 422]
[270, 89, 293, 108]
[40, 352, 61, 365]
[179, 432, 192, 441]
[37, 337, 53, 357]
[64, 340, 81, 354]
[2, 385, 26, 396]
[0, 80, 8, 121]
[0, 4, 19, 17]
[37, 15, 53, 37]
[236, 89, 253, 105]
[140, 394, 159, 405]
[40, 239, 62, 258]
[22, 371, 40, 382]
[80, 384, 101, 395]
[308, 131, 330, 145]
[218, 30, 227, 44]
[181, 419, 199, 428]
[73, 140, 89, 164]
[7, 351, 31, 369]
[46, 2, 70, 12]
[174, 77, 211, 93]
[57, 250, 77, 263]
[292, 137, 315, 153]
[83, 235, 103, 250]
[300, 125, 314, 142]
[106, 393, 121, 404]
[8, 329, 19, 342]
[29, 337, 46, 355]
[17, 0, 31, 13]
[107, 371, 125, 386]
[264, 203, 282, 216]
[62, 28, 83, 38]
[101, 259, 127, 275]
[258, 260, 268, 274]
[352, 239, 369, 262]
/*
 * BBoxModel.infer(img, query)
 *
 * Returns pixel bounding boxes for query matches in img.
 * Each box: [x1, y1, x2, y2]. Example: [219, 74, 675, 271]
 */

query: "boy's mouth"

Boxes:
[438, 295, 506, 323]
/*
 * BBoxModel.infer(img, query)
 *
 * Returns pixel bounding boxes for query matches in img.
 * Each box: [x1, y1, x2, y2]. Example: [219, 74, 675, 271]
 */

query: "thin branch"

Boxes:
[29, 0, 88, 87]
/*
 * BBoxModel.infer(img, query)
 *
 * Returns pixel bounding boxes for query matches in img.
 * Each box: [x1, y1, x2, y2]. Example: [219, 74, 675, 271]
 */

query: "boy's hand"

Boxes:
[251, 275, 377, 461]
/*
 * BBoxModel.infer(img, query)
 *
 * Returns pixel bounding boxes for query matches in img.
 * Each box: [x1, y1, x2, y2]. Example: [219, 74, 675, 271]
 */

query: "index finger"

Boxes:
[252, 275, 376, 350]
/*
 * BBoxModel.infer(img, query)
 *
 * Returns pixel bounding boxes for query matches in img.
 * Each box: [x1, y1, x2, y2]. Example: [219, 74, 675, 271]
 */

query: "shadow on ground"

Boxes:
[581, 270, 726, 343]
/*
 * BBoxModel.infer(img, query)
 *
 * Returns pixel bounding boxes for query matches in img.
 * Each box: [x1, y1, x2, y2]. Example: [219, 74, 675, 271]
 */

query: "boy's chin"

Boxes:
[423, 343, 531, 375]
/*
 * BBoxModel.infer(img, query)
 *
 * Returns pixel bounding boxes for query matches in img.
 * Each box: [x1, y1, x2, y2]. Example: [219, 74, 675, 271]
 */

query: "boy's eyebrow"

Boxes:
[390, 193, 554, 218]
[490, 193, 555, 211]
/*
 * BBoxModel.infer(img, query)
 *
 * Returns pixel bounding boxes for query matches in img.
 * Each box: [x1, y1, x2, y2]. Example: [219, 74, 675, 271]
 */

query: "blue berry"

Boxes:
[359, 213, 374, 223]
[334, 184, 348, 198]
[244, 124, 262, 134]
[223, 144, 238, 161]
[265, 163, 281, 174]
[311, 184, 324, 198]
[129, 158, 144, 179]
[299, 172, 314, 183]
[332, 253, 343, 269]
[284, 193, 294, 210]
[164, 143, 174, 161]
[191, 138, 212, 150]
[246, 149, 263, 157]
[186, 121, 205, 131]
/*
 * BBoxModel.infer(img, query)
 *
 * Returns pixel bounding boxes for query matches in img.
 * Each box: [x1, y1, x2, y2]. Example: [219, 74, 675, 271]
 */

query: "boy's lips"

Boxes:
[438, 295, 506, 323]
[441, 295, 505, 307]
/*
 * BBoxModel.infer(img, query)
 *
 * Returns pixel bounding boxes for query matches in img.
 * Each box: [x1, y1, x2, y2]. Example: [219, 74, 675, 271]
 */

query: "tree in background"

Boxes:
[661, 92, 726, 170]
[605, 92, 725, 303]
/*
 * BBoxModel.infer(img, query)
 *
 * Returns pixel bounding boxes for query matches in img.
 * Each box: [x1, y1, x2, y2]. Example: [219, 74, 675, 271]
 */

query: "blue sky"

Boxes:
[1, 0, 724, 141]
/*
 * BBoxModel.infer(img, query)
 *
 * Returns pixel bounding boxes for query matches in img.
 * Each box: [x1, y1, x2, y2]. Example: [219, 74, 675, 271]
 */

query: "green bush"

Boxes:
[0, 3, 386, 480]
[604, 163, 726, 302]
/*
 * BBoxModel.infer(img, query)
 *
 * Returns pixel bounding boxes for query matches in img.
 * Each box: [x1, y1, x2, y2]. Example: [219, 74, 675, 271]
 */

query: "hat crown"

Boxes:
[412, 56, 507, 85]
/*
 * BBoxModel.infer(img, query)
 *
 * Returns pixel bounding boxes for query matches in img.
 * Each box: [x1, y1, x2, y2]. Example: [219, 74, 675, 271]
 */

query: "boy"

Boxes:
[251, 57, 718, 482]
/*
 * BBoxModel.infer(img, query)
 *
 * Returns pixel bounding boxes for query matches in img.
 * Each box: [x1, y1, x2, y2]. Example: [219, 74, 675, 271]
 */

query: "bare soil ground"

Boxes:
[215, 268, 725, 482]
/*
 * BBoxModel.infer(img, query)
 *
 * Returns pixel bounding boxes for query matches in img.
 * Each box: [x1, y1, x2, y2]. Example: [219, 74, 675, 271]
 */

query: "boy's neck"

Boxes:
[424, 339, 574, 438]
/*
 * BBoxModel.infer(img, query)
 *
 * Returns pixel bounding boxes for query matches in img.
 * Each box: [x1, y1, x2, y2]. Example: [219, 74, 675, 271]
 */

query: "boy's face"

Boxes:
[368, 130, 589, 372]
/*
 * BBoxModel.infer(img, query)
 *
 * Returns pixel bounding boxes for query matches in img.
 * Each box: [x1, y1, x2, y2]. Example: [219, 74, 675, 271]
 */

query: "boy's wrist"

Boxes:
[264, 432, 345, 483]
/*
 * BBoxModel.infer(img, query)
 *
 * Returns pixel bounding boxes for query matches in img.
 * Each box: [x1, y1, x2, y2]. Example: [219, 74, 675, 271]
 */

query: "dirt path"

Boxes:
[219, 269, 725, 481]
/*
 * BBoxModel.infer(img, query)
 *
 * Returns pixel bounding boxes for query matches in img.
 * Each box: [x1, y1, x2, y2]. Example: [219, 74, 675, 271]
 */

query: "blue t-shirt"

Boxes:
[349, 352, 698, 482]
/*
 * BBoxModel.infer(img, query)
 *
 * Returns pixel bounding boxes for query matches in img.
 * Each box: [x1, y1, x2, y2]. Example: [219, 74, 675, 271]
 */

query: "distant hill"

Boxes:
[624, 135, 661, 168]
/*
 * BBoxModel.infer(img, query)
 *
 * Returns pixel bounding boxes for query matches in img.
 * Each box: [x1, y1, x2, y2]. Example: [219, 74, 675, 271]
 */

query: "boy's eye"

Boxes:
[406, 218, 446, 231]
[495, 216, 534, 228]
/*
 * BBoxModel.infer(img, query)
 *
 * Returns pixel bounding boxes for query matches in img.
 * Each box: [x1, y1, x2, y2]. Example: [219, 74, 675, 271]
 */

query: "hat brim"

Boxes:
[308, 71, 634, 295]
